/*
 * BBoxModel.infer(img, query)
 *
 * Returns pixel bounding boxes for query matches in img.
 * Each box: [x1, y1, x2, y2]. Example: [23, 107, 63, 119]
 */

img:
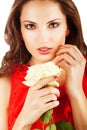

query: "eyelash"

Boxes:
[49, 22, 60, 28]
[25, 24, 36, 30]
[24, 22, 60, 30]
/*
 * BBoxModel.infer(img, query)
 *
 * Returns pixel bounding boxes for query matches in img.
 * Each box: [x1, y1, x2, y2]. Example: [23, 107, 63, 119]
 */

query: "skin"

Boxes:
[20, 0, 68, 65]
[0, 1, 87, 130]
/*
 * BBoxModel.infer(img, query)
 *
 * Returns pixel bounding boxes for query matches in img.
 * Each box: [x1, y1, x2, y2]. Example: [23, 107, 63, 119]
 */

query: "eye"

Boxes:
[49, 22, 59, 28]
[25, 24, 36, 30]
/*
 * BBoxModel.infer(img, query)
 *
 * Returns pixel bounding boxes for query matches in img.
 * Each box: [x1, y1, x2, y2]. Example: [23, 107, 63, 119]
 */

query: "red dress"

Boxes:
[8, 64, 87, 130]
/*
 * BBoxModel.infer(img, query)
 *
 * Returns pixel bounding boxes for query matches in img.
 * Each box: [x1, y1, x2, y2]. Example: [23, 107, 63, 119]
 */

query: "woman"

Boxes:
[0, 0, 87, 130]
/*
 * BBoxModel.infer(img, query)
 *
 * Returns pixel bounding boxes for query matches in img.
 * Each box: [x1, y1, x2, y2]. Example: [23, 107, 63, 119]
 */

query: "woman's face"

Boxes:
[20, 0, 69, 65]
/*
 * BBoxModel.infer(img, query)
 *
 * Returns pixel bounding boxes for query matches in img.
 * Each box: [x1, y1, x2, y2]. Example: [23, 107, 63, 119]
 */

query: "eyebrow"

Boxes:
[23, 18, 61, 24]
[47, 18, 61, 24]
[23, 20, 36, 24]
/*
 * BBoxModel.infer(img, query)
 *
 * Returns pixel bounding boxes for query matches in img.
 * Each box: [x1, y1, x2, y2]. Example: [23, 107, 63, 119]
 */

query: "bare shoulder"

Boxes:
[0, 75, 11, 85]
[0, 76, 11, 108]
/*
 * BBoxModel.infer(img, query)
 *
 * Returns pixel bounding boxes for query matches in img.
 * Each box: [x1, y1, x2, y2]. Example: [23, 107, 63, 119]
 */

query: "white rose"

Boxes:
[23, 62, 62, 87]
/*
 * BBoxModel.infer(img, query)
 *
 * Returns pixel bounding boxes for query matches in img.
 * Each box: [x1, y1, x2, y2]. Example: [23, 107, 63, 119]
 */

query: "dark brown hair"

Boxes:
[0, 0, 87, 76]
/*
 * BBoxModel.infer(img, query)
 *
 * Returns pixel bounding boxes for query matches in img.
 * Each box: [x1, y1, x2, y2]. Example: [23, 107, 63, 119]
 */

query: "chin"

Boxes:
[40, 56, 55, 62]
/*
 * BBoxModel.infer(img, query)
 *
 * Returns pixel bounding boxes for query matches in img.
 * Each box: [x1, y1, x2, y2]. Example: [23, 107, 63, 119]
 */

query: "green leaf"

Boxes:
[56, 121, 74, 130]
[40, 109, 53, 124]
[46, 123, 57, 130]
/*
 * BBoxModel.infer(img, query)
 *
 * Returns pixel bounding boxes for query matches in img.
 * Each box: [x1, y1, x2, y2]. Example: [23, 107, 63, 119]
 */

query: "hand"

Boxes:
[19, 76, 60, 125]
[53, 45, 86, 96]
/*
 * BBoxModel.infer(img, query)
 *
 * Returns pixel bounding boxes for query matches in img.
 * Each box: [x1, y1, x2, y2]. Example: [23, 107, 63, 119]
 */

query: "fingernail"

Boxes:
[54, 75, 58, 79]
[56, 52, 60, 55]
[56, 101, 60, 106]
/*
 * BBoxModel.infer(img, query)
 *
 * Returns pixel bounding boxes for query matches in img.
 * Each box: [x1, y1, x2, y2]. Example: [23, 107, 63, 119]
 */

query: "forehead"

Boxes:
[20, 0, 66, 21]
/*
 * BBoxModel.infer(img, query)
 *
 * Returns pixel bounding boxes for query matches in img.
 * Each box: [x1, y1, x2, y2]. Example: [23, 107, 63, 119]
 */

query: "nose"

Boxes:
[39, 28, 49, 44]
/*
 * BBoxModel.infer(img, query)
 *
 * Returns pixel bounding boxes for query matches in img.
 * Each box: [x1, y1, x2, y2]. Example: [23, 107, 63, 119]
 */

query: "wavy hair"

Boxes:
[0, 0, 87, 76]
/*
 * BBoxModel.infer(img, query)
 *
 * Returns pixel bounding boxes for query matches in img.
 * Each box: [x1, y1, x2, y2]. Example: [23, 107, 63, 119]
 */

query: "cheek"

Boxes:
[58, 34, 66, 45]
[52, 31, 66, 46]
[21, 31, 35, 46]
[21, 28, 37, 53]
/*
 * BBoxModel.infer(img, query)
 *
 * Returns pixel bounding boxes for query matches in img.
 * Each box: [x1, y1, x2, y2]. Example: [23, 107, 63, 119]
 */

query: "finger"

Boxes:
[38, 87, 60, 97]
[55, 53, 76, 66]
[32, 76, 58, 90]
[41, 94, 58, 104]
[65, 45, 84, 58]
[52, 55, 60, 64]
[43, 100, 60, 112]
[57, 60, 70, 72]
[56, 45, 84, 62]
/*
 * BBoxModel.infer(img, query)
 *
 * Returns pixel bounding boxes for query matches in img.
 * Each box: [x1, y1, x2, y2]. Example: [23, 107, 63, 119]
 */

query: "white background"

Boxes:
[0, 0, 87, 65]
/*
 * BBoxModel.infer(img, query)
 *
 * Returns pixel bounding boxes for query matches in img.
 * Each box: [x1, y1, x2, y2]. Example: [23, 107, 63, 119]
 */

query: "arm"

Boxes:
[0, 76, 31, 130]
[68, 88, 87, 130]
[54, 44, 87, 130]
[12, 76, 60, 130]
[0, 76, 11, 130]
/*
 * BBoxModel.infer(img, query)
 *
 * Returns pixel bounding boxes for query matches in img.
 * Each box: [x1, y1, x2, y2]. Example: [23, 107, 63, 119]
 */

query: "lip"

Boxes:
[38, 47, 52, 54]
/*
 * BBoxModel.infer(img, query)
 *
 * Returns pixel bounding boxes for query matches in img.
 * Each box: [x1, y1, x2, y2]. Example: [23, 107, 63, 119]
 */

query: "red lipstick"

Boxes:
[38, 47, 52, 54]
